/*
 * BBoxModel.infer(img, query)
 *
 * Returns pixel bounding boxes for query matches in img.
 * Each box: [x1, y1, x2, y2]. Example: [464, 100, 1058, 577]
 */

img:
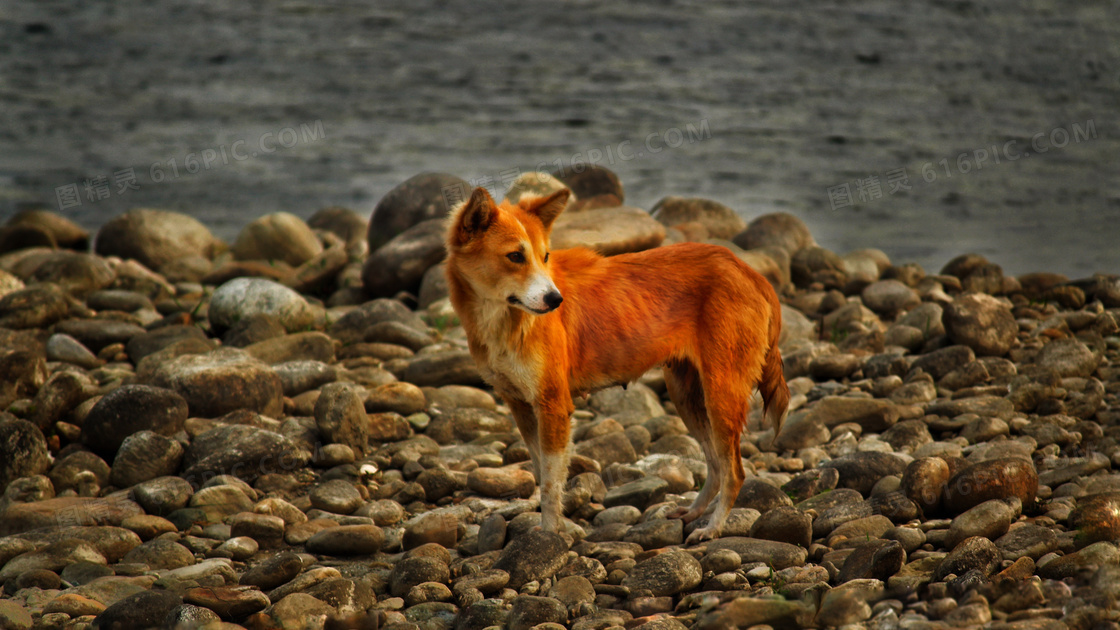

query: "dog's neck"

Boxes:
[448, 269, 537, 354]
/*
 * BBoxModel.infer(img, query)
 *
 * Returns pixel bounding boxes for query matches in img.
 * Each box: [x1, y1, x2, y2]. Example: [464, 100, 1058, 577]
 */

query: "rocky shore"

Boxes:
[1, 168, 1119, 630]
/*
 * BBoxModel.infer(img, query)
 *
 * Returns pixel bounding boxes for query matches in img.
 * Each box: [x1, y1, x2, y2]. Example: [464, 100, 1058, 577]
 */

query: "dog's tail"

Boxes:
[759, 302, 790, 436]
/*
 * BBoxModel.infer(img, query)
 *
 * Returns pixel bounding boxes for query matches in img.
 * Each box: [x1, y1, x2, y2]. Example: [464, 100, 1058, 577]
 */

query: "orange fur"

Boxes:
[446, 187, 789, 539]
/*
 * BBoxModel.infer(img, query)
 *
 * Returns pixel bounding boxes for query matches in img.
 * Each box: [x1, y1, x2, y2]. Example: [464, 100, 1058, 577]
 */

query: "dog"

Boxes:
[445, 186, 789, 542]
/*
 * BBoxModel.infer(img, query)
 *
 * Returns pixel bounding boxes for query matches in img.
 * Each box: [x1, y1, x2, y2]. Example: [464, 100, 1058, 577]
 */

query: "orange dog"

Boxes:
[446, 187, 788, 541]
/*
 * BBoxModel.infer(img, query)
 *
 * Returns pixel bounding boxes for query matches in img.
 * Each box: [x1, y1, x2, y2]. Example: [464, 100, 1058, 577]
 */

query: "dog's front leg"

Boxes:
[505, 397, 541, 481]
[535, 388, 574, 534]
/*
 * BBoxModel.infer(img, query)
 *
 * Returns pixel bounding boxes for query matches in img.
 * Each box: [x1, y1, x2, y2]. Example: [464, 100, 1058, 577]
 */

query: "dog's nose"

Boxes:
[544, 291, 563, 310]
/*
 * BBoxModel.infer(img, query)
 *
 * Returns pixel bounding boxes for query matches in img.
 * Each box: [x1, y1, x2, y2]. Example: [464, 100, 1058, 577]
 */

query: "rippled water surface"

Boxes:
[1, 0, 1117, 276]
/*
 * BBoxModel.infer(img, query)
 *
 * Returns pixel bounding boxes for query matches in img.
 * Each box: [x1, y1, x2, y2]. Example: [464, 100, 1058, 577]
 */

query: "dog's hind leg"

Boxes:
[663, 359, 722, 524]
[686, 367, 750, 544]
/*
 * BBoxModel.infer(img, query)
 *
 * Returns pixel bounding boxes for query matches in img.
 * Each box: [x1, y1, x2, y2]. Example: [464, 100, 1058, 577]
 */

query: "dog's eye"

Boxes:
[506, 252, 525, 264]
[544, 252, 550, 263]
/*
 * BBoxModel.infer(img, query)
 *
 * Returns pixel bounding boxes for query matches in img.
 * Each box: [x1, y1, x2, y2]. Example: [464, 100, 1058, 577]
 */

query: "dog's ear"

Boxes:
[527, 189, 570, 230]
[452, 187, 497, 245]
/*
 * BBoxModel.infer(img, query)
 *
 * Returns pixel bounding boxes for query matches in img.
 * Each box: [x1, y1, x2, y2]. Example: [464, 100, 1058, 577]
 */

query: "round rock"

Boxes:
[208, 277, 314, 334]
[95, 208, 218, 272]
[81, 384, 188, 459]
[232, 212, 322, 266]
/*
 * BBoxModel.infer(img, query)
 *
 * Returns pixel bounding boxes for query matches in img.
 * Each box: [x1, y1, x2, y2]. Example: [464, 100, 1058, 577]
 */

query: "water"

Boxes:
[1, 0, 1117, 277]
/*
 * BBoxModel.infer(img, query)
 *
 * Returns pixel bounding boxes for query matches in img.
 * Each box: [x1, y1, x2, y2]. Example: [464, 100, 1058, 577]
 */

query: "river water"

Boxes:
[1, 0, 1117, 277]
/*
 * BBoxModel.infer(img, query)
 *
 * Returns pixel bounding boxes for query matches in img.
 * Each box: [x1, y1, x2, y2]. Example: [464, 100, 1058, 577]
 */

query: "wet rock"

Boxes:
[5, 209, 89, 249]
[623, 519, 684, 549]
[208, 277, 315, 334]
[30, 369, 94, 431]
[328, 298, 426, 344]
[732, 212, 815, 255]
[49, 450, 111, 494]
[229, 512, 286, 549]
[402, 505, 467, 549]
[390, 556, 450, 597]
[901, 456, 951, 515]
[703, 538, 807, 570]
[121, 538, 195, 570]
[861, 279, 920, 316]
[495, 529, 569, 590]
[367, 172, 467, 252]
[551, 165, 621, 202]
[621, 550, 702, 596]
[396, 348, 485, 388]
[927, 395, 1015, 420]
[945, 498, 1019, 549]
[837, 539, 905, 583]
[1, 495, 144, 535]
[110, 430, 184, 487]
[315, 382, 371, 456]
[604, 476, 668, 509]
[996, 524, 1058, 561]
[184, 585, 270, 619]
[182, 424, 309, 484]
[576, 432, 639, 469]
[1037, 541, 1120, 580]
[363, 217, 446, 297]
[240, 551, 303, 590]
[309, 479, 364, 514]
[1034, 338, 1100, 378]
[148, 348, 283, 418]
[749, 505, 812, 548]
[272, 359, 337, 396]
[805, 396, 900, 432]
[81, 384, 188, 458]
[91, 589, 184, 630]
[734, 479, 793, 513]
[934, 536, 1001, 581]
[46, 332, 101, 368]
[0, 283, 70, 329]
[127, 325, 210, 363]
[244, 331, 334, 364]
[1069, 493, 1120, 546]
[911, 344, 974, 380]
[551, 206, 666, 256]
[232, 212, 322, 266]
[0, 418, 50, 489]
[0, 539, 106, 582]
[650, 197, 745, 240]
[133, 476, 194, 516]
[943, 457, 1038, 515]
[95, 209, 219, 272]
[509, 594, 568, 630]
[943, 293, 1017, 357]
[306, 524, 383, 555]
[467, 466, 536, 499]
[822, 451, 908, 496]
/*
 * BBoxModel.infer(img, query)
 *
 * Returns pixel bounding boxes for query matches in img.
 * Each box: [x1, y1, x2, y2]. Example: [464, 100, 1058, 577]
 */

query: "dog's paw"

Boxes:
[685, 525, 721, 545]
[667, 506, 703, 523]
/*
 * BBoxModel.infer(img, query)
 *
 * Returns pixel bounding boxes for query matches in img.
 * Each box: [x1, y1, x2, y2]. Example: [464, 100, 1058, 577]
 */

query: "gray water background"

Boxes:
[1, 0, 1117, 277]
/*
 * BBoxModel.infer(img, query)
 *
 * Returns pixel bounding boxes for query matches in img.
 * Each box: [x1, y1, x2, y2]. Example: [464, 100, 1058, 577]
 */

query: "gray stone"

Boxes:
[208, 277, 315, 334]
[621, 550, 702, 596]
[110, 430, 184, 487]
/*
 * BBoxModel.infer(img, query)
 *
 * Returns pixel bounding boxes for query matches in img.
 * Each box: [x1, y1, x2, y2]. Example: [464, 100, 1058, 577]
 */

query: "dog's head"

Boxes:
[447, 186, 569, 314]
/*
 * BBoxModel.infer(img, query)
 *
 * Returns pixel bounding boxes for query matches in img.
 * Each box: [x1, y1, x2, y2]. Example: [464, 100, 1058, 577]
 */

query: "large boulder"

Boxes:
[82, 385, 189, 459]
[367, 173, 468, 252]
[650, 197, 745, 240]
[208, 278, 315, 334]
[732, 212, 815, 255]
[232, 212, 323, 266]
[551, 206, 666, 256]
[0, 417, 50, 489]
[362, 218, 446, 298]
[147, 348, 284, 418]
[94, 209, 219, 272]
[943, 293, 1017, 357]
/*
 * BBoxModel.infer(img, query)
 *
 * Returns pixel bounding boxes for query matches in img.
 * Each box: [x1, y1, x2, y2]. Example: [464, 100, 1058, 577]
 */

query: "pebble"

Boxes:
[308, 479, 364, 514]
[305, 524, 383, 555]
